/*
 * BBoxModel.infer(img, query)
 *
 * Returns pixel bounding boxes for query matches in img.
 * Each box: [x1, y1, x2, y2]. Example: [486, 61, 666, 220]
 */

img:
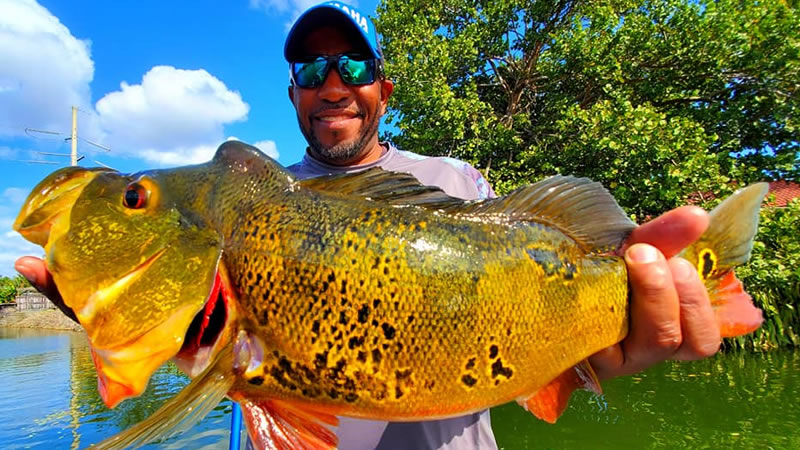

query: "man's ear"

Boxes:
[288, 85, 295, 104]
[379, 78, 394, 115]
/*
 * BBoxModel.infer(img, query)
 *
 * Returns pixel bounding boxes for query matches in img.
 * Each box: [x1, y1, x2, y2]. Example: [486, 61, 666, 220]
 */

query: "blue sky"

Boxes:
[0, 0, 380, 277]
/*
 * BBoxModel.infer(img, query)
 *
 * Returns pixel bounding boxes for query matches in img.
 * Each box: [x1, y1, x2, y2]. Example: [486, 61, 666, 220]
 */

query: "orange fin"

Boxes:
[517, 359, 601, 424]
[239, 398, 339, 450]
[710, 271, 763, 337]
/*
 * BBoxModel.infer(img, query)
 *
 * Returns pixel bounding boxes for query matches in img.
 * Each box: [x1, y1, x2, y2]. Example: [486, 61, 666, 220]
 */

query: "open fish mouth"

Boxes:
[174, 268, 235, 378]
[90, 266, 234, 408]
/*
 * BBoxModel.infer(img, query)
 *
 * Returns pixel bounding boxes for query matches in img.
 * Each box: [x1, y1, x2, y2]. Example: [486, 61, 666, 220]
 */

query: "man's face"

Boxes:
[288, 26, 393, 166]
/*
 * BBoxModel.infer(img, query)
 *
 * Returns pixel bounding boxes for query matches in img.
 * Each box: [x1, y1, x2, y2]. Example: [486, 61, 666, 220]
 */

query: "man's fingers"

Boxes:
[619, 244, 682, 375]
[625, 206, 709, 259]
[669, 258, 721, 360]
[588, 344, 624, 381]
[15, 256, 78, 323]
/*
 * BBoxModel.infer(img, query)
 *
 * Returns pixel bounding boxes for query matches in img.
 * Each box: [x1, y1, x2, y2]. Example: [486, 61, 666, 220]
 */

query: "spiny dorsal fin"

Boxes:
[298, 167, 465, 208]
[444, 176, 636, 253]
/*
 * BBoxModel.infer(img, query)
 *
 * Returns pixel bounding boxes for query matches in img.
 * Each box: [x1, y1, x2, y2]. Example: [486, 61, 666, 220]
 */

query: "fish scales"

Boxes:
[209, 166, 629, 419]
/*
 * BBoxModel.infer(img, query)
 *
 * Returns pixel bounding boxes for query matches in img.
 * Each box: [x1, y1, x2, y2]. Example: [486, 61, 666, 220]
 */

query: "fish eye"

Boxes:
[123, 183, 148, 209]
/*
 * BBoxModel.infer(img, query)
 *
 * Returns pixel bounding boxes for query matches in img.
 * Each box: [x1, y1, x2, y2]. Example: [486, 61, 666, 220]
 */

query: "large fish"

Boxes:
[14, 142, 766, 448]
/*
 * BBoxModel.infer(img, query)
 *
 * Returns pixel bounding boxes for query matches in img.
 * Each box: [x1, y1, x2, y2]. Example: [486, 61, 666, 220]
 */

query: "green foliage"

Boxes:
[733, 199, 800, 350]
[0, 275, 31, 303]
[376, 0, 798, 213]
[376, 0, 800, 348]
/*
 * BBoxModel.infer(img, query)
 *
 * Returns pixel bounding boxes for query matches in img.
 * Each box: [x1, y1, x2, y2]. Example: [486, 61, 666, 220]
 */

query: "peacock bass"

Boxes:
[13, 141, 767, 448]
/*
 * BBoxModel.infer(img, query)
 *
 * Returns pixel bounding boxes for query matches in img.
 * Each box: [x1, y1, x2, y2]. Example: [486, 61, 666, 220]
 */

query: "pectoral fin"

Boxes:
[238, 397, 339, 450]
[517, 359, 602, 424]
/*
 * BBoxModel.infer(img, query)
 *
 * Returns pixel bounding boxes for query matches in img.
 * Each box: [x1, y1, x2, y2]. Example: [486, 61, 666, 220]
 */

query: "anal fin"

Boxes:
[239, 398, 339, 450]
[517, 359, 602, 424]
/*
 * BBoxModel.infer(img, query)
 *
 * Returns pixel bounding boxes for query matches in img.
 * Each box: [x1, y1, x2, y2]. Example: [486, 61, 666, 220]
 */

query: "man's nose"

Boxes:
[317, 66, 350, 102]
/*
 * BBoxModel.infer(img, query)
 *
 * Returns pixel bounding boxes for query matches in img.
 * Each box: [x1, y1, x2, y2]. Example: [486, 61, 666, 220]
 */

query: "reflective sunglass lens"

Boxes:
[292, 55, 377, 88]
[338, 57, 375, 85]
[293, 58, 329, 88]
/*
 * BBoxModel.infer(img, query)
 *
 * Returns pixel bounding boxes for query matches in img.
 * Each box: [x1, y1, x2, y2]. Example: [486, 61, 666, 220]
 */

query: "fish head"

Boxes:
[14, 166, 227, 408]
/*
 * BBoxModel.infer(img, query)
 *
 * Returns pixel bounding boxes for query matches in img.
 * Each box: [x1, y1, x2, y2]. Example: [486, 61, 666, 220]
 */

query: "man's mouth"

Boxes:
[313, 108, 362, 124]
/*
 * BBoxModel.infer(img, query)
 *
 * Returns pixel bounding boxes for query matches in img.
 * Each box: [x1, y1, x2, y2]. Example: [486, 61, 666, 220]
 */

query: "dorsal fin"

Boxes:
[212, 140, 290, 180]
[299, 167, 465, 208]
[444, 176, 636, 253]
[303, 172, 634, 252]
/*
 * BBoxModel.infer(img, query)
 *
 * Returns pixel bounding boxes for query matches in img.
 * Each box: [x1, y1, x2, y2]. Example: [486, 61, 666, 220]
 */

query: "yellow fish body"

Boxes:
[14, 142, 766, 448]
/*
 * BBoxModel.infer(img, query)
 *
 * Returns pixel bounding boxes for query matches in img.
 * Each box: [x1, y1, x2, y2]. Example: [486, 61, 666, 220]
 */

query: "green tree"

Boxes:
[376, 0, 798, 218]
[0, 274, 31, 303]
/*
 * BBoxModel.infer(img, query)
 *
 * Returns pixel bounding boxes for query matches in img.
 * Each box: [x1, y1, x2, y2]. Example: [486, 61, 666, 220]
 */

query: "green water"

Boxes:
[1, 328, 798, 449]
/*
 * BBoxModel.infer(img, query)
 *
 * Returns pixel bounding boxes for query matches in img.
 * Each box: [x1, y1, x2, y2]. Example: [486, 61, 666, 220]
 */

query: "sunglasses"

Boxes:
[290, 54, 380, 88]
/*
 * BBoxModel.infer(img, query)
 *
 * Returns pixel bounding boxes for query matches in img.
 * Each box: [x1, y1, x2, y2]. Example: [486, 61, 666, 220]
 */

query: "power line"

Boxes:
[19, 106, 111, 166]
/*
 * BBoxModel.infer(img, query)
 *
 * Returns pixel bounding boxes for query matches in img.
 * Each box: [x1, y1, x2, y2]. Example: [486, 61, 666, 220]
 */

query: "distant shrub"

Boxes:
[0, 275, 31, 304]
[732, 199, 800, 350]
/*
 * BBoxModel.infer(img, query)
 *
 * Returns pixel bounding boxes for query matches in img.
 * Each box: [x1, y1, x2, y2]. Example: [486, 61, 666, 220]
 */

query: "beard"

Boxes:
[299, 108, 381, 165]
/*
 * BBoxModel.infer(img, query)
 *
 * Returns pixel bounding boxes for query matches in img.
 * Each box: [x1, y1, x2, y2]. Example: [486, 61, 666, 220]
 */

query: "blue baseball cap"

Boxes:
[284, 1, 383, 62]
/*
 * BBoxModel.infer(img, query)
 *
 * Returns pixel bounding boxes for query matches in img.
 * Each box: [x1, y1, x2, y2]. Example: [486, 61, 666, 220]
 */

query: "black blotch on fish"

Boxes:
[489, 345, 499, 359]
[358, 305, 370, 323]
[461, 374, 477, 387]
[701, 249, 716, 279]
[491, 359, 513, 379]
[382, 323, 396, 340]
[348, 335, 365, 349]
[248, 376, 264, 385]
[525, 248, 562, 276]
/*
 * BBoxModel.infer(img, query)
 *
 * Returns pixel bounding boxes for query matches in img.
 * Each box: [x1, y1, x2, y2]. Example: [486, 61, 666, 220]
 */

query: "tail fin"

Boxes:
[678, 183, 769, 337]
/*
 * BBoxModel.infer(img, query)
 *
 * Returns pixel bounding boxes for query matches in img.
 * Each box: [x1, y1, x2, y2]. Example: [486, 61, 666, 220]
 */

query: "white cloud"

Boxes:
[1, 2, 280, 170]
[95, 66, 250, 164]
[0, 0, 95, 138]
[252, 140, 280, 160]
[3, 187, 29, 205]
[249, 0, 325, 15]
[249, 0, 359, 29]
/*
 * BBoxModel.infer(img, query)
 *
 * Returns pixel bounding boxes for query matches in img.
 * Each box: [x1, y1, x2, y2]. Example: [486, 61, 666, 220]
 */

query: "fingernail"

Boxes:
[14, 260, 37, 283]
[672, 258, 695, 282]
[626, 244, 660, 264]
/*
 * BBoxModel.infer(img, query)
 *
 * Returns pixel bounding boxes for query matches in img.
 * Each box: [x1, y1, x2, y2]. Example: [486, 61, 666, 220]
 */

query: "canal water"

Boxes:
[1, 328, 797, 449]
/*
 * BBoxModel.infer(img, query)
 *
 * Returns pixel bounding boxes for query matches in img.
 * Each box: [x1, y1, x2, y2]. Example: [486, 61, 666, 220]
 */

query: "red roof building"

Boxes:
[767, 181, 800, 207]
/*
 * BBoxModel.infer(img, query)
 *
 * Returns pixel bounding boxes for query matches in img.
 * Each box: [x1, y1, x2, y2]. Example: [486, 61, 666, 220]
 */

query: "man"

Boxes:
[15, 2, 720, 449]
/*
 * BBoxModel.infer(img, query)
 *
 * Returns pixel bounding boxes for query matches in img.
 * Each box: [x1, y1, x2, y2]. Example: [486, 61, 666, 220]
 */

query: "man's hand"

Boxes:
[15, 256, 78, 323]
[589, 206, 721, 380]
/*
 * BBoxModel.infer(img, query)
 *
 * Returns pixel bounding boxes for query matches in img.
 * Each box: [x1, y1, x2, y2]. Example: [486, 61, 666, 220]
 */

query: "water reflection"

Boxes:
[0, 328, 231, 449]
[492, 350, 800, 449]
[1, 328, 798, 449]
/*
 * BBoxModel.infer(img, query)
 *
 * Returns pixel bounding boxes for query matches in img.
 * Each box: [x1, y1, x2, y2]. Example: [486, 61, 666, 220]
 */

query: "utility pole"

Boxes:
[71, 106, 78, 166]
[22, 106, 110, 167]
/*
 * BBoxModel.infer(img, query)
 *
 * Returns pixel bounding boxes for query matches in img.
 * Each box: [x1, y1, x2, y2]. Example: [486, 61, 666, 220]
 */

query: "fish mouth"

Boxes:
[173, 267, 235, 378]
[91, 266, 235, 408]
